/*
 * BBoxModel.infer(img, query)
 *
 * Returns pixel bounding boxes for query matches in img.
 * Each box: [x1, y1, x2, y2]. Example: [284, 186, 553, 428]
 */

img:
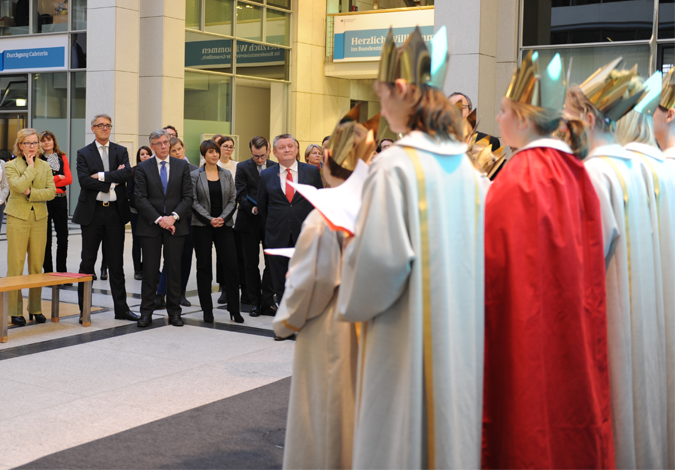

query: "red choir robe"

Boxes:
[482, 139, 615, 469]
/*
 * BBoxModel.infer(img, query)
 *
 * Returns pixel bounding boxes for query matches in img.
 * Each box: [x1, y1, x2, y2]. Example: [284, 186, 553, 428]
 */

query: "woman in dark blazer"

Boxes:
[191, 140, 243, 324]
[128, 146, 153, 280]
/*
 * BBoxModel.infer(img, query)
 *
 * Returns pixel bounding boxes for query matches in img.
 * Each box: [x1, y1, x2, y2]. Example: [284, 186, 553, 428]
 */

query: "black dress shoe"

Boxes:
[11, 316, 26, 326]
[100, 269, 108, 281]
[230, 312, 245, 324]
[249, 305, 261, 317]
[134, 272, 143, 280]
[274, 334, 289, 341]
[154, 294, 166, 310]
[115, 310, 141, 321]
[92, 273, 97, 281]
[137, 314, 152, 327]
[203, 310, 214, 324]
[217, 290, 227, 304]
[262, 305, 278, 316]
[168, 314, 184, 327]
[180, 294, 191, 307]
[29, 313, 46, 323]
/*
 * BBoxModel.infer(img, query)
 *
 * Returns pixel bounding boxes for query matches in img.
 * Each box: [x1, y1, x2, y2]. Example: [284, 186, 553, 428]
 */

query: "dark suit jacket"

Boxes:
[134, 156, 193, 237]
[234, 158, 278, 233]
[257, 161, 323, 248]
[72, 141, 132, 226]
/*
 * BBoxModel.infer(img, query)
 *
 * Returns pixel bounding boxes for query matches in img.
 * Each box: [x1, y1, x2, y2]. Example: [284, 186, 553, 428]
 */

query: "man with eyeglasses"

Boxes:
[257, 134, 323, 305]
[448, 91, 501, 151]
[234, 136, 278, 317]
[134, 129, 193, 327]
[72, 114, 139, 323]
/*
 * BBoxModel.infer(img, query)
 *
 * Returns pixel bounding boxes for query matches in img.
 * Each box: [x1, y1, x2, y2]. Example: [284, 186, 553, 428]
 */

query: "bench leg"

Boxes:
[51, 286, 60, 322]
[82, 280, 92, 327]
[1, 292, 7, 343]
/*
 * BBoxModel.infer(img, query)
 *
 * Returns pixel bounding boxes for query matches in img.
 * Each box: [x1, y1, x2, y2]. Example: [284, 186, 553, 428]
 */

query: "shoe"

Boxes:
[100, 268, 108, 281]
[115, 310, 141, 321]
[249, 305, 261, 317]
[11, 316, 26, 326]
[92, 273, 97, 281]
[203, 310, 214, 323]
[134, 272, 143, 280]
[262, 305, 278, 317]
[168, 314, 184, 327]
[137, 314, 152, 327]
[217, 290, 227, 304]
[79, 317, 83, 325]
[274, 334, 289, 341]
[154, 294, 166, 310]
[180, 294, 191, 307]
[29, 313, 46, 323]
[230, 313, 245, 324]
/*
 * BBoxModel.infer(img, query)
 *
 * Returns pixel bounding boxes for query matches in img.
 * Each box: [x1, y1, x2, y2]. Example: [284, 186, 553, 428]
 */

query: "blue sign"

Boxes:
[334, 26, 434, 60]
[2, 47, 65, 71]
[185, 40, 285, 68]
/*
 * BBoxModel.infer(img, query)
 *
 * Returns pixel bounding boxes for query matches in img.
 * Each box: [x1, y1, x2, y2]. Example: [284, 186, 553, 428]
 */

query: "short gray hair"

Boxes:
[273, 134, 296, 149]
[91, 114, 112, 126]
[149, 129, 169, 144]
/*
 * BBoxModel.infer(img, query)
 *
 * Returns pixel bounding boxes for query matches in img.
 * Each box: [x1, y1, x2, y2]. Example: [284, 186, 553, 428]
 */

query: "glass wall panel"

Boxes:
[661, 44, 674, 74]
[0, 115, 27, 161]
[185, 30, 233, 73]
[72, 0, 86, 30]
[524, 45, 651, 89]
[660, 0, 674, 39]
[34, 0, 69, 33]
[266, 8, 289, 46]
[236, 39, 288, 80]
[186, 0, 200, 29]
[205, 0, 232, 36]
[184, 71, 232, 165]
[268, 0, 291, 9]
[236, 1, 262, 42]
[523, 0, 655, 47]
[69, 71, 86, 212]
[71, 32, 86, 68]
[0, 0, 30, 36]
[0, 75, 28, 109]
[31, 72, 67, 155]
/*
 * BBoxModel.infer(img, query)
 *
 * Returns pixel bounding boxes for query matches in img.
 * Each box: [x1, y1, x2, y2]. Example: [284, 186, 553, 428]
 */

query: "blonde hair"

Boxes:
[565, 87, 614, 135]
[304, 144, 323, 163]
[13, 128, 41, 158]
[616, 110, 658, 147]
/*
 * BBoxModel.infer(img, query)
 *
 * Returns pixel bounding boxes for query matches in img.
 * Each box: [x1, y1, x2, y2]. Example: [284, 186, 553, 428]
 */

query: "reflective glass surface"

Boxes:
[35, 0, 69, 33]
[661, 44, 674, 74]
[185, 30, 233, 73]
[72, 0, 86, 30]
[0, 75, 28, 109]
[523, 0, 655, 46]
[0, 0, 29, 35]
[186, 0, 201, 29]
[205, 0, 233, 36]
[236, 1, 262, 42]
[69, 71, 86, 212]
[660, 0, 674, 39]
[31, 72, 67, 167]
[267, 0, 291, 9]
[235, 39, 288, 80]
[266, 8, 289, 46]
[71, 32, 86, 68]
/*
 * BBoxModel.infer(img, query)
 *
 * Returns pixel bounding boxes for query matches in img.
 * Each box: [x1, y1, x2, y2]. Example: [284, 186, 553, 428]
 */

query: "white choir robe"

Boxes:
[627, 141, 675, 468]
[273, 210, 358, 470]
[336, 131, 487, 470]
[585, 144, 667, 469]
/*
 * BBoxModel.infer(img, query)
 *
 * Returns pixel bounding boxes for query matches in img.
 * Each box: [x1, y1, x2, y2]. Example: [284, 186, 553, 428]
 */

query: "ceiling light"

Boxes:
[16, 99, 26, 106]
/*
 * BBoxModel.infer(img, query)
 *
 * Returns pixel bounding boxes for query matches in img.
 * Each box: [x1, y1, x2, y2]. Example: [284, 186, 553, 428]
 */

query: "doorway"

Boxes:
[0, 114, 28, 161]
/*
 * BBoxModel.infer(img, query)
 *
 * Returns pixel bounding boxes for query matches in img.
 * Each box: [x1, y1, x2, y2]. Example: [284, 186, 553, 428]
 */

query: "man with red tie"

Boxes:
[257, 134, 323, 303]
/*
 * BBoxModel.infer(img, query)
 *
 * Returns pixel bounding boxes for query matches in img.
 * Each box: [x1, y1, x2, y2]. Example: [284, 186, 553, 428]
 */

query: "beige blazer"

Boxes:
[5, 157, 56, 221]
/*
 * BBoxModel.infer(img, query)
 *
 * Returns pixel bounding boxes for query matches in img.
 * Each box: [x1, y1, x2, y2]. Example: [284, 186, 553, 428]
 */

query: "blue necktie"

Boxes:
[160, 161, 168, 194]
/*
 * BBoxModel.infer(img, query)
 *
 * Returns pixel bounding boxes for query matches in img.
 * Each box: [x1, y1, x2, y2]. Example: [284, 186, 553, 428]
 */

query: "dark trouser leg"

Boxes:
[140, 235, 162, 315]
[215, 226, 240, 315]
[192, 225, 214, 314]
[181, 220, 193, 292]
[43, 199, 54, 273]
[157, 268, 167, 295]
[268, 255, 290, 303]
[233, 230, 248, 302]
[102, 207, 129, 316]
[78, 210, 105, 312]
[163, 231, 185, 316]
[240, 230, 262, 307]
[130, 212, 141, 269]
[52, 196, 69, 273]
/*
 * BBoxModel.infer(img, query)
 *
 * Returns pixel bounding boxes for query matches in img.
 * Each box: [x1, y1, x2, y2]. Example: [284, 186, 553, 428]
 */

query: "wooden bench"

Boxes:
[1, 274, 94, 343]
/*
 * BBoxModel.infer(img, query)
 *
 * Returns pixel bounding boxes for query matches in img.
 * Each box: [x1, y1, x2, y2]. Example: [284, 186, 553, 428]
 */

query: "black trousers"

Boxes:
[239, 225, 275, 309]
[268, 233, 295, 303]
[44, 195, 69, 273]
[78, 202, 128, 316]
[193, 224, 239, 315]
[140, 231, 185, 316]
[129, 211, 142, 270]
[157, 220, 193, 295]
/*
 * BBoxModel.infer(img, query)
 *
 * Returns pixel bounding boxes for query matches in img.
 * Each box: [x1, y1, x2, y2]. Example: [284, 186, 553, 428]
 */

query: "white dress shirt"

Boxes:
[217, 159, 238, 180]
[279, 160, 298, 197]
[154, 156, 179, 224]
[95, 140, 117, 201]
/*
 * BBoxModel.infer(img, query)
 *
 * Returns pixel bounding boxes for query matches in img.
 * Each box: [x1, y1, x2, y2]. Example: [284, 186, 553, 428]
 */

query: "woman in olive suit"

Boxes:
[5, 128, 56, 326]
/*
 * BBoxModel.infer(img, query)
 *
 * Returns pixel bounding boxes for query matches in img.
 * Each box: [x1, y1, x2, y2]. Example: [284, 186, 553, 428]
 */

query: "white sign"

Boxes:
[0, 34, 68, 73]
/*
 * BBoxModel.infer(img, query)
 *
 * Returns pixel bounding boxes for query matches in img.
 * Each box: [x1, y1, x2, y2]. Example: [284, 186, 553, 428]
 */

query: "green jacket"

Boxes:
[5, 156, 56, 221]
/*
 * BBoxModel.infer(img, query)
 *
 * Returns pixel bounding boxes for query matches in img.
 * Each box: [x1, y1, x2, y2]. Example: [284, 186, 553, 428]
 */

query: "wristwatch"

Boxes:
[172, 213, 179, 221]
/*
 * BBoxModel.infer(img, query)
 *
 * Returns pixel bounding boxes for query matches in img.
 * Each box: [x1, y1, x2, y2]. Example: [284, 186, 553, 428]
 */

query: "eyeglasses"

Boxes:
[222, 145, 234, 150]
[93, 124, 113, 130]
[251, 153, 266, 159]
[152, 140, 170, 147]
[21, 141, 39, 147]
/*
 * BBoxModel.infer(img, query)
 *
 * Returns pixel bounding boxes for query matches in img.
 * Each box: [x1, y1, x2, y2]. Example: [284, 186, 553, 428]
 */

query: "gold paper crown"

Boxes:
[579, 57, 646, 124]
[325, 104, 380, 172]
[377, 26, 449, 88]
[505, 50, 566, 111]
[661, 67, 675, 110]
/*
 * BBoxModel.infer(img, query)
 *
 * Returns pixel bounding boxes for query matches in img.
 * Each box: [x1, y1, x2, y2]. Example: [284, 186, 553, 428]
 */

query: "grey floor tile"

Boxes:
[0, 378, 80, 421]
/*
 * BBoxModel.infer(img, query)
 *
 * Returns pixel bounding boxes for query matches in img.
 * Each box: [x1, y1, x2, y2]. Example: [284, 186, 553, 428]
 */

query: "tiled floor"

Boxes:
[0, 229, 293, 469]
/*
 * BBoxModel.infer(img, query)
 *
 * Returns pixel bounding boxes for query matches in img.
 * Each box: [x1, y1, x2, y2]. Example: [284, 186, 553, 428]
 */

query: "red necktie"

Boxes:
[285, 170, 294, 203]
